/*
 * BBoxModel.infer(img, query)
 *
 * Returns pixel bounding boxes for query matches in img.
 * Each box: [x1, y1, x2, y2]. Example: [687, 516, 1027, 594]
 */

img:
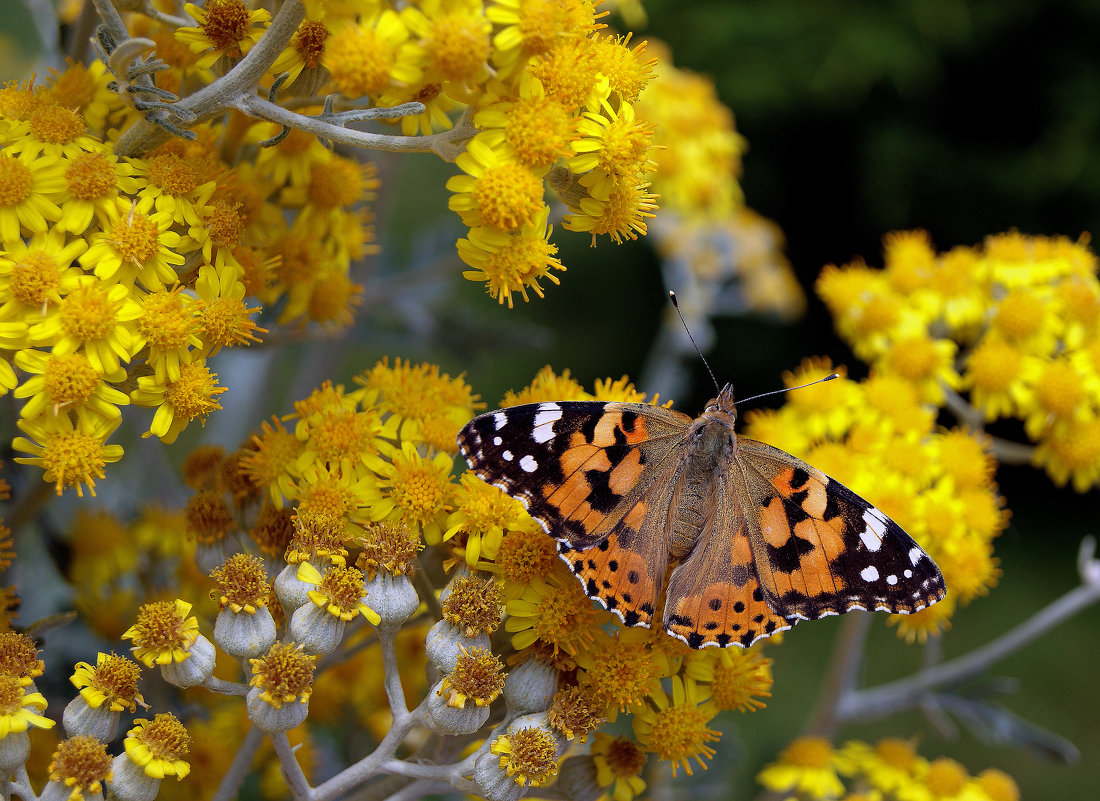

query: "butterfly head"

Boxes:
[704, 384, 738, 416]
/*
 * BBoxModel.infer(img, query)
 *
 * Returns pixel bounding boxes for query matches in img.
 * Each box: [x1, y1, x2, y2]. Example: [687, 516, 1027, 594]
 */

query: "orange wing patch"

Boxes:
[559, 507, 662, 628]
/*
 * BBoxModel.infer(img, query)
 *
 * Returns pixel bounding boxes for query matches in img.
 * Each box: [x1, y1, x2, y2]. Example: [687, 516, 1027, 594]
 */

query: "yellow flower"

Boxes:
[13, 348, 129, 422]
[632, 676, 719, 777]
[474, 74, 575, 169]
[293, 402, 392, 482]
[27, 274, 142, 375]
[122, 713, 191, 780]
[58, 150, 142, 235]
[963, 336, 1040, 422]
[569, 97, 656, 180]
[487, 0, 604, 70]
[355, 356, 483, 451]
[1033, 416, 1100, 492]
[489, 724, 560, 787]
[121, 599, 201, 667]
[837, 737, 926, 795]
[529, 37, 607, 112]
[590, 732, 647, 801]
[70, 653, 144, 713]
[130, 360, 227, 444]
[0, 227, 87, 326]
[12, 412, 123, 497]
[684, 646, 773, 713]
[323, 10, 420, 99]
[0, 673, 55, 736]
[875, 333, 959, 405]
[502, 365, 590, 405]
[457, 204, 564, 307]
[270, 14, 332, 88]
[757, 736, 847, 799]
[781, 357, 860, 442]
[8, 100, 100, 160]
[574, 627, 662, 713]
[560, 171, 657, 245]
[990, 287, 1059, 356]
[1024, 356, 1100, 439]
[0, 150, 66, 243]
[444, 470, 540, 566]
[364, 441, 456, 544]
[505, 570, 608, 656]
[44, 59, 116, 132]
[447, 137, 548, 231]
[296, 561, 381, 625]
[81, 195, 185, 290]
[176, 0, 271, 70]
[137, 151, 218, 228]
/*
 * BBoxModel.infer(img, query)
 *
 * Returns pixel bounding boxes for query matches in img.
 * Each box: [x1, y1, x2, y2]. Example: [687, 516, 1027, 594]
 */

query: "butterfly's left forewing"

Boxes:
[458, 401, 690, 547]
[735, 438, 947, 620]
[458, 401, 692, 629]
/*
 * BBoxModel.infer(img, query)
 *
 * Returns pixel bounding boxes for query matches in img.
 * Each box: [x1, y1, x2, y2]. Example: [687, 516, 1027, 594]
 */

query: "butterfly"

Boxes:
[457, 383, 946, 648]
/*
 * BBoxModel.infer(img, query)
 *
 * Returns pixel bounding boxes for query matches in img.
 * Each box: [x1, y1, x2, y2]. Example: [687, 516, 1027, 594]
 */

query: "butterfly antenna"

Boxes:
[736, 373, 840, 406]
[669, 290, 721, 394]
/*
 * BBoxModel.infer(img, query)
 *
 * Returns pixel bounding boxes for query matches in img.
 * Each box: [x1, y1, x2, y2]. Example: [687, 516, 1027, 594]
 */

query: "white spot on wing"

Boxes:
[493, 411, 507, 430]
[532, 426, 555, 444]
[860, 565, 880, 582]
[860, 508, 888, 551]
[493, 436, 502, 446]
[520, 455, 538, 473]
[502, 450, 513, 461]
[904, 569, 913, 578]
[886, 574, 898, 586]
[909, 547, 924, 566]
[532, 404, 563, 443]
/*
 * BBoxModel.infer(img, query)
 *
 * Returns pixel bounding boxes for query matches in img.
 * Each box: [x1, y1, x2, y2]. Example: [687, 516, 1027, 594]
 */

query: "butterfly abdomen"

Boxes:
[667, 414, 736, 560]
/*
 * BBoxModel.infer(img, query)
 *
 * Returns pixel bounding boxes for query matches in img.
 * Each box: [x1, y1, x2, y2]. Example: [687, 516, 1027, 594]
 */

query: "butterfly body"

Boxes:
[458, 384, 946, 648]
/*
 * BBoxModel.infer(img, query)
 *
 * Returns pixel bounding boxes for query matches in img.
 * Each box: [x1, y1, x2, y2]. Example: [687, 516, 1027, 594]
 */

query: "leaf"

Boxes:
[933, 692, 1080, 764]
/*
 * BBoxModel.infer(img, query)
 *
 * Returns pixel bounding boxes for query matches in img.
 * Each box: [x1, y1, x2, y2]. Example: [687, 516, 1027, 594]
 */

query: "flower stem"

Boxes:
[802, 610, 872, 736]
[836, 562, 1100, 722]
[212, 726, 265, 801]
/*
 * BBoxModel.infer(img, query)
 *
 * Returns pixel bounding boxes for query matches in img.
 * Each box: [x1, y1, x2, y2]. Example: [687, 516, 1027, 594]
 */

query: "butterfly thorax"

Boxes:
[667, 401, 738, 561]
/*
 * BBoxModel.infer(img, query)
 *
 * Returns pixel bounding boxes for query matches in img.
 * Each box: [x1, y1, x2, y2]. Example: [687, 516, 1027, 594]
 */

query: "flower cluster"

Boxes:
[0, 64, 381, 497]
[442, 2, 661, 306]
[757, 735, 1019, 801]
[817, 230, 1100, 492]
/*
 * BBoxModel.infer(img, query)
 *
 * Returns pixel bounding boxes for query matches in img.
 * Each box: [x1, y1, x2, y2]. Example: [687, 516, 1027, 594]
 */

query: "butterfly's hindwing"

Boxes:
[662, 472, 795, 648]
[737, 438, 947, 620]
[556, 461, 680, 628]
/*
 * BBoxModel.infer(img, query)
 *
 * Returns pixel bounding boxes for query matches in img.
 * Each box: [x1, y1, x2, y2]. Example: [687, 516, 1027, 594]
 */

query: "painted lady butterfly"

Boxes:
[457, 384, 946, 648]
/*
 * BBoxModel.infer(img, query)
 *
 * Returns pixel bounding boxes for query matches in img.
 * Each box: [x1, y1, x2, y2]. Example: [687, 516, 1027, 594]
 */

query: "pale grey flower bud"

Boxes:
[365, 572, 419, 628]
[425, 619, 489, 673]
[557, 755, 602, 801]
[245, 686, 309, 732]
[160, 635, 216, 688]
[503, 658, 557, 715]
[109, 752, 160, 801]
[214, 605, 277, 659]
[62, 695, 119, 741]
[426, 678, 492, 735]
